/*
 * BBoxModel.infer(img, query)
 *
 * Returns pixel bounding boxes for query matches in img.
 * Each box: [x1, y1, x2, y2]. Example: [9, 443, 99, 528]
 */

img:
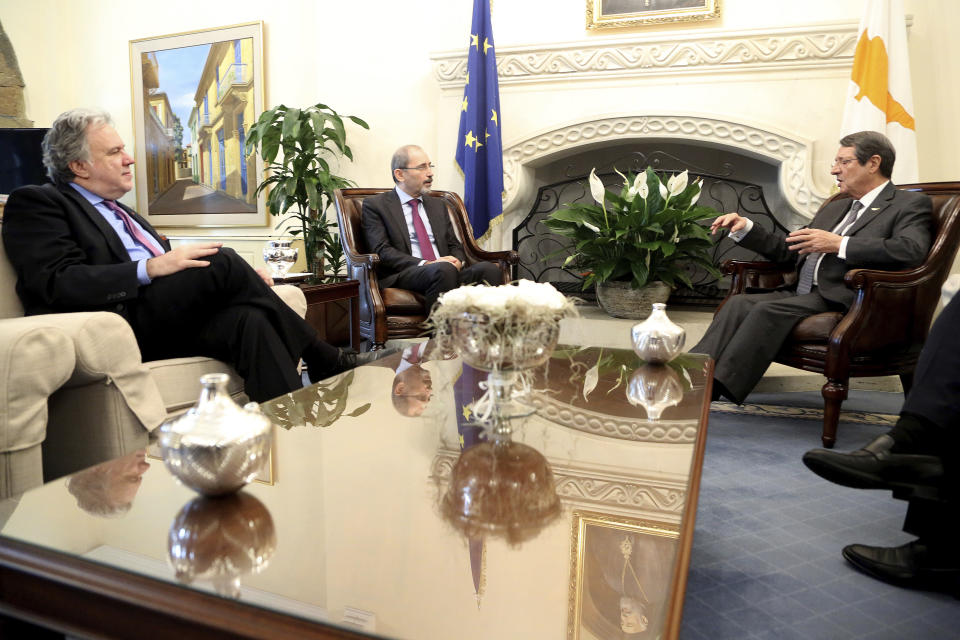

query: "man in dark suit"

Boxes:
[692, 131, 933, 404]
[2, 108, 385, 403]
[803, 290, 960, 592]
[361, 145, 502, 312]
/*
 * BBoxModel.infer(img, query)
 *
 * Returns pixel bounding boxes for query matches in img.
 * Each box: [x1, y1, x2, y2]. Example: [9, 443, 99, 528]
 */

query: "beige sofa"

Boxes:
[0, 229, 306, 498]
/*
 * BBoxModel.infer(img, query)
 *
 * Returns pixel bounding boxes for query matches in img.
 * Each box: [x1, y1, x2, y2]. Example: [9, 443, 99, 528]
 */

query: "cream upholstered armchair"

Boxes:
[0, 227, 306, 499]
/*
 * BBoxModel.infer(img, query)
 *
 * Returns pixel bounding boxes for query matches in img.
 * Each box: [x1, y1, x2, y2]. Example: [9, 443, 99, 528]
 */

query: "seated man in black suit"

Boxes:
[360, 145, 503, 312]
[2, 108, 387, 403]
[803, 289, 960, 592]
[693, 131, 933, 404]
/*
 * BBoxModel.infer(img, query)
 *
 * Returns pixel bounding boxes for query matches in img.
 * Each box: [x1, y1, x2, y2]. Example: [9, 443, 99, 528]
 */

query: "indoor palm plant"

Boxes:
[543, 167, 721, 318]
[245, 102, 369, 276]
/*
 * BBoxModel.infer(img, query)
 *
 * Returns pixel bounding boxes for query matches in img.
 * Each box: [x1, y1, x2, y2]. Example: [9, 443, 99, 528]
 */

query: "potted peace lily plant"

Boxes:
[543, 167, 722, 319]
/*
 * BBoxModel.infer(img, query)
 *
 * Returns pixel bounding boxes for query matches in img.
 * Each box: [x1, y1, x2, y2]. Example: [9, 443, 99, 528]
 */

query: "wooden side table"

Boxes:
[293, 279, 360, 352]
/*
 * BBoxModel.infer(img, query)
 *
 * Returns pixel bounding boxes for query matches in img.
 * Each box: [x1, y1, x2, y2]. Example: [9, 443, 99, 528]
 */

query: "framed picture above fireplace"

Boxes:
[587, 0, 720, 30]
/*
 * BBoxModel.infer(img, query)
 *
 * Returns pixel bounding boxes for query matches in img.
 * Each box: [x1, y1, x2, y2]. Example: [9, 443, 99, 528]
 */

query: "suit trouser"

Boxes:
[128, 248, 335, 402]
[392, 260, 503, 311]
[691, 290, 833, 403]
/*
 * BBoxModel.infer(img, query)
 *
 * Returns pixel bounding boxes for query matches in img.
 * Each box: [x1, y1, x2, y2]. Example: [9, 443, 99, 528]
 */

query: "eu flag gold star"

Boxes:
[490, 109, 498, 126]
[483, 38, 492, 55]
[461, 96, 468, 112]
[464, 131, 477, 148]
[465, 71, 470, 85]
[471, 34, 479, 49]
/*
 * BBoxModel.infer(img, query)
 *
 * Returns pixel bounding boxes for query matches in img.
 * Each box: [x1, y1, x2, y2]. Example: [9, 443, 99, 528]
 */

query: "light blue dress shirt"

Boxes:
[69, 183, 165, 284]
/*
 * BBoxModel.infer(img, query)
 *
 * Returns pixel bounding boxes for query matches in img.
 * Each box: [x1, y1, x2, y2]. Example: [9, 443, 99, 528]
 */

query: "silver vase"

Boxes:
[158, 373, 273, 496]
[630, 303, 685, 363]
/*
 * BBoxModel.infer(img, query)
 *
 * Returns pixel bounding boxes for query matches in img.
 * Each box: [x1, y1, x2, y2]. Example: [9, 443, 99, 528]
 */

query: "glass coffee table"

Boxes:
[0, 345, 712, 639]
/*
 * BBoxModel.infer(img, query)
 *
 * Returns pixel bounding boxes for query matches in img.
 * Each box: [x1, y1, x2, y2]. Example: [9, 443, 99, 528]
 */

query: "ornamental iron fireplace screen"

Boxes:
[511, 152, 790, 307]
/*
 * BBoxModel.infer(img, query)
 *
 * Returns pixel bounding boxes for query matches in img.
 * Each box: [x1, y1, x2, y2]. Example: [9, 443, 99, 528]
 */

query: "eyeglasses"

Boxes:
[832, 157, 858, 168]
[400, 163, 435, 171]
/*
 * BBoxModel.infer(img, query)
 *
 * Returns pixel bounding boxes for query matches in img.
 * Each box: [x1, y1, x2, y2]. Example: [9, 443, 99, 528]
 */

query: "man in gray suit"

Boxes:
[361, 145, 502, 312]
[693, 131, 933, 404]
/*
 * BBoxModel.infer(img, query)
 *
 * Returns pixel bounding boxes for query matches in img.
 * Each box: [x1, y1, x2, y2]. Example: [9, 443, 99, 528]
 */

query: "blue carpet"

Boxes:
[680, 409, 959, 639]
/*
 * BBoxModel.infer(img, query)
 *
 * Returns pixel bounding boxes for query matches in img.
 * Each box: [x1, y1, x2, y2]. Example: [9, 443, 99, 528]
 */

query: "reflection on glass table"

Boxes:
[0, 343, 712, 640]
[168, 491, 277, 599]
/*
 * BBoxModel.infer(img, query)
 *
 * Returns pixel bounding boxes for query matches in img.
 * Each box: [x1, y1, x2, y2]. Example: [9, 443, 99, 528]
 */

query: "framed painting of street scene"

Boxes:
[568, 511, 680, 640]
[129, 22, 268, 227]
[587, 0, 720, 30]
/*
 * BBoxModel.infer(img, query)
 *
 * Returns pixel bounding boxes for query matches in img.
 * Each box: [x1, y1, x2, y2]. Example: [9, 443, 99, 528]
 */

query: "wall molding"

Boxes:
[501, 114, 828, 220]
[430, 19, 892, 89]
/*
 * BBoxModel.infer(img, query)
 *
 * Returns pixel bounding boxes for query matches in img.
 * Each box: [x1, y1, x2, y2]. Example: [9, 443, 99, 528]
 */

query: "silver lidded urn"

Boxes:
[631, 303, 685, 363]
[262, 239, 298, 278]
[158, 373, 272, 497]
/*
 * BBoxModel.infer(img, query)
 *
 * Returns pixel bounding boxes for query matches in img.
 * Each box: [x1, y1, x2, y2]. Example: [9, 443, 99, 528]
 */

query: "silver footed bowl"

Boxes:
[447, 313, 561, 373]
[159, 373, 273, 497]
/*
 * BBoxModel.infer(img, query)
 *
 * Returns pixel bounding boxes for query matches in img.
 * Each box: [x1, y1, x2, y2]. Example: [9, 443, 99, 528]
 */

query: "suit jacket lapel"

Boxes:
[845, 182, 897, 236]
[60, 185, 132, 263]
[815, 197, 854, 232]
[385, 190, 412, 253]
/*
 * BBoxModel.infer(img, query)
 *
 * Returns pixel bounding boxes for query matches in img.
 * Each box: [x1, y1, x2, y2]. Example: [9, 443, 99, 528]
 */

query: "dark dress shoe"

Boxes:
[802, 434, 944, 490]
[843, 540, 960, 592]
[308, 347, 400, 383]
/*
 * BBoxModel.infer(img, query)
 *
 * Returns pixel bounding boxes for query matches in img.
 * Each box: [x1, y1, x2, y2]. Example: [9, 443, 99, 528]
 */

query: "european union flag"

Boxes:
[454, 0, 504, 242]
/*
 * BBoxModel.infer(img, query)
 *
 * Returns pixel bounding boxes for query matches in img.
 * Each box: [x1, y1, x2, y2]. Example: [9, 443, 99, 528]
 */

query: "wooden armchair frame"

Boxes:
[720, 182, 960, 448]
[334, 188, 518, 350]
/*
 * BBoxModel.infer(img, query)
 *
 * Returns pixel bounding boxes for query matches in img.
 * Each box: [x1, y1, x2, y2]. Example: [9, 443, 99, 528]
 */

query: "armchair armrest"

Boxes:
[827, 265, 935, 362]
[0, 317, 76, 454]
[722, 259, 794, 297]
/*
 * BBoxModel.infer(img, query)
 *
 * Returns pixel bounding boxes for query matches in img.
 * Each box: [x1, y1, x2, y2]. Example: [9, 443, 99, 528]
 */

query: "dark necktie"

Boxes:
[102, 199, 164, 258]
[796, 200, 863, 295]
[409, 199, 436, 261]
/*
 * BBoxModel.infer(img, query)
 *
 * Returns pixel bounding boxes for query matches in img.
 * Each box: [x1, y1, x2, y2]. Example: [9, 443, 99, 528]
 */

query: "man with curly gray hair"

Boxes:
[2, 108, 389, 402]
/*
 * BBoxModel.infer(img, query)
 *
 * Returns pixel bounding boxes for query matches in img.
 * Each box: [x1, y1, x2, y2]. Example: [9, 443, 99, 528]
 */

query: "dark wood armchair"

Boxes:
[334, 188, 519, 350]
[720, 182, 960, 448]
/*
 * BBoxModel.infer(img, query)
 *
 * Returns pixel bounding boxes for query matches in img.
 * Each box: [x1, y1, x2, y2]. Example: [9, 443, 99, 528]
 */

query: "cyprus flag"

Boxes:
[841, 0, 918, 183]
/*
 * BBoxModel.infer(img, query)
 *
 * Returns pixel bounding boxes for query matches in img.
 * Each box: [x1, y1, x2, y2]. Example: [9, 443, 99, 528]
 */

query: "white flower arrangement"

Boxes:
[435, 279, 575, 318]
[429, 280, 576, 373]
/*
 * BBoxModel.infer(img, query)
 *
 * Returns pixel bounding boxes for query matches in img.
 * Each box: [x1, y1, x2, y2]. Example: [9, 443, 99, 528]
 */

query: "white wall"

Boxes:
[3, 0, 957, 241]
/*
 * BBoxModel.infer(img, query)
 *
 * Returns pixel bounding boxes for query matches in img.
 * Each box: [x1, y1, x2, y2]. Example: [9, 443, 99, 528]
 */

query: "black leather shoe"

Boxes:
[307, 347, 400, 384]
[334, 346, 400, 372]
[843, 540, 960, 591]
[802, 434, 944, 490]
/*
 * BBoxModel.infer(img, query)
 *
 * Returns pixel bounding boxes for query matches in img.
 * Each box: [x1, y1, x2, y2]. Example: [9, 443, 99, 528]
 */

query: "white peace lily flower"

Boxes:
[589, 168, 606, 206]
[691, 189, 701, 205]
[667, 170, 688, 196]
[583, 220, 600, 233]
[658, 179, 668, 199]
[635, 174, 649, 200]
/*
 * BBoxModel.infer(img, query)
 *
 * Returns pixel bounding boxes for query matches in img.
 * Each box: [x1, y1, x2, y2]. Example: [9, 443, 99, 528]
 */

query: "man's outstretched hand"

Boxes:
[710, 213, 749, 235]
[146, 242, 222, 278]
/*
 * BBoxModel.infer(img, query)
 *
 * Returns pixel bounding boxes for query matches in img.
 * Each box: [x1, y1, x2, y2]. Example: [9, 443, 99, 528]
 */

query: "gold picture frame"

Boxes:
[129, 22, 268, 228]
[568, 511, 680, 639]
[587, 0, 720, 30]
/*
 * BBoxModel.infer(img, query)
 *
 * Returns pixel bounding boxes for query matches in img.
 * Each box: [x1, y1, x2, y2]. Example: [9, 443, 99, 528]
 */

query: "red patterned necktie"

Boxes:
[102, 199, 164, 257]
[409, 199, 436, 261]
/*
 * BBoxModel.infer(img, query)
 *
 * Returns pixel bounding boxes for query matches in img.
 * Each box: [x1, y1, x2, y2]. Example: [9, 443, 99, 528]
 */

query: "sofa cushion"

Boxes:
[0, 318, 75, 452]
[146, 357, 246, 415]
[43, 312, 168, 432]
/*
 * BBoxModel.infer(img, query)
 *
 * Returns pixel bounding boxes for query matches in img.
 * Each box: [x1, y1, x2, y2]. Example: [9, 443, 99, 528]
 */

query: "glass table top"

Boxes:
[0, 344, 711, 639]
